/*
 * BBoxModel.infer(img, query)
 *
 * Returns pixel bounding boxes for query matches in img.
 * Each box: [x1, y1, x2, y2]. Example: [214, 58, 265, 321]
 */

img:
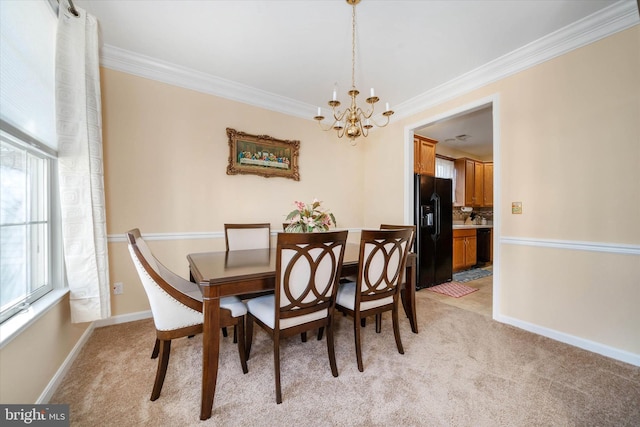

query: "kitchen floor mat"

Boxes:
[426, 281, 478, 298]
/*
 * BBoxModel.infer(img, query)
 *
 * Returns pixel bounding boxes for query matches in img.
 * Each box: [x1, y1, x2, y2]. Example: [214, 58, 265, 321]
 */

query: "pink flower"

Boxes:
[286, 199, 336, 232]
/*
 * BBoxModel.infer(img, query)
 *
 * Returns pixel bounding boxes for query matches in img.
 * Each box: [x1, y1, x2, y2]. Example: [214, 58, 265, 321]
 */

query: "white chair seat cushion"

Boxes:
[336, 281, 393, 311]
[246, 294, 327, 330]
[220, 296, 247, 318]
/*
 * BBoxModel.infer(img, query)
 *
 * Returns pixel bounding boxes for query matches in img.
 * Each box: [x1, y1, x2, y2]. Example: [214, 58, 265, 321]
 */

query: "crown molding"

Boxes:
[99, 1, 638, 121]
[100, 45, 313, 120]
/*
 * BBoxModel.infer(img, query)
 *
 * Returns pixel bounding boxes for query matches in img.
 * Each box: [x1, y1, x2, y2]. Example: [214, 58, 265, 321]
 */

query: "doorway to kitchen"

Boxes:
[403, 94, 500, 319]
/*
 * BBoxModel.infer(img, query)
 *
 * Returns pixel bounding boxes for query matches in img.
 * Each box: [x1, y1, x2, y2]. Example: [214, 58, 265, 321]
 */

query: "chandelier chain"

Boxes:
[351, 2, 356, 90]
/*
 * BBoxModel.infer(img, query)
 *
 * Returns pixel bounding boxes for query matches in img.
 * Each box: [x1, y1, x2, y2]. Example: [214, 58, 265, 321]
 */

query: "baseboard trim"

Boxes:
[37, 322, 95, 403]
[38, 310, 153, 403]
[93, 310, 152, 328]
[495, 313, 640, 367]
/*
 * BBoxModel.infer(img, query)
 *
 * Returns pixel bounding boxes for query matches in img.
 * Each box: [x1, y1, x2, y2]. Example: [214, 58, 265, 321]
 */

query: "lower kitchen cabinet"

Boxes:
[453, 228, 477, 271]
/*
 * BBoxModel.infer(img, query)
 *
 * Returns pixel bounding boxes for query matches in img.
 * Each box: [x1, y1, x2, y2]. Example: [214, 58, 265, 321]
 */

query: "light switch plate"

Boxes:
[512, 202, 522, 214]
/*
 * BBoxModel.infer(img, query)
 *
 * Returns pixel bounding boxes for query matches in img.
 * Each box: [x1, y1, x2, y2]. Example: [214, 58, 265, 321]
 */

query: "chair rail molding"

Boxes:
[501, 236, 640, 255]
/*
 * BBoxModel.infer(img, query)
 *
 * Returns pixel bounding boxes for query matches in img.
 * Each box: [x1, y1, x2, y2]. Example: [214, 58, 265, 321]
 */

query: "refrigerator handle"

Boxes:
[431, 193, 441, 237]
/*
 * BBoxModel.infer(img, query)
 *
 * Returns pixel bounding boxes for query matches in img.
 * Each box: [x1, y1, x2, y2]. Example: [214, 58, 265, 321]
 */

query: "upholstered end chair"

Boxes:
[127, 228, 248, 401]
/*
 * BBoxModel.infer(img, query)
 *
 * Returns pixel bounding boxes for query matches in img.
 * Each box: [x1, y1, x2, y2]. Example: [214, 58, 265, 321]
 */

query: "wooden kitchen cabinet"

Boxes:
[483, 162, 493, 207]
[454, 158, 478, 206]
[413, 135, 437, 176]
[474, 160, 484, 205]
[453, 228, 477, 271]
[454, 158, 493, 207]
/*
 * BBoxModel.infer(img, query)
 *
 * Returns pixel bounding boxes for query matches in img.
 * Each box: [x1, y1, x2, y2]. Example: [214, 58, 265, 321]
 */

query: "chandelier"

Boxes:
[314, 0, 394, 141]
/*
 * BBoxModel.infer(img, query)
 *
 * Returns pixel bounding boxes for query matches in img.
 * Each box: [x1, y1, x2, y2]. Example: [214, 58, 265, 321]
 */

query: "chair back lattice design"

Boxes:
[275, 231, 348, 330]
[355, 229, 412, 310]
[224, 223, 271, 251]
[127, 229, 202, 331]
[380, 224, 416, 253]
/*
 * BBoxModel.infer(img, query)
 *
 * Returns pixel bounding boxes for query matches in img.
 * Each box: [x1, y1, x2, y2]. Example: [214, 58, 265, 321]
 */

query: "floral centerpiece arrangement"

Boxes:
[284, 199, 337, 232]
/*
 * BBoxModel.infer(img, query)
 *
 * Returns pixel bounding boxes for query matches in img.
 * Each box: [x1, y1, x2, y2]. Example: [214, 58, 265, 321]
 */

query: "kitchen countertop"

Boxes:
[452, 224, 493, 229]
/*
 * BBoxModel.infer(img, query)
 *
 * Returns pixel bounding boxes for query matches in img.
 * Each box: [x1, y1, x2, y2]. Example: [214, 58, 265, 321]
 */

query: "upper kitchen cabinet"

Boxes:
[454, 158, 478, 206]
[414, 135, 437, 176]
[483, 162, 493, 207]
[454, 158, 493, 207]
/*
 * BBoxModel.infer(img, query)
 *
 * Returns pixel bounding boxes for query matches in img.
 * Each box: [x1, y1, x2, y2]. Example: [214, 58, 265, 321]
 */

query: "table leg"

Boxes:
[404, 259, 418, 334]
[200, 295, 220, 420]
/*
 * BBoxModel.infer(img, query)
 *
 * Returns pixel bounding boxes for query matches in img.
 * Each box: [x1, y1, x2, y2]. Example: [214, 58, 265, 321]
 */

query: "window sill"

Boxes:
[0, 288, 69, 349]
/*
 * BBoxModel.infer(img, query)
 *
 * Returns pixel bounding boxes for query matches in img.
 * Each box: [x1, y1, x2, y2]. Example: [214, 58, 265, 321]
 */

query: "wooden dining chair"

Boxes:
[245, 230, 348, 404]
[224, 223, 271, 251]
[336, 228, 412, 372]
[126, 228, 248, 401]
[340, 224, 416, 332]
[223, 222, 271, 338]
[379, 224, 416, 250]
[380, 224, 416, 331]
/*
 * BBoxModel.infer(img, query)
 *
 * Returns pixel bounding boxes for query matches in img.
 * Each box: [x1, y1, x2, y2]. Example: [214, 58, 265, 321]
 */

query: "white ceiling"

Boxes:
[73, 0, 638, 155]
[416, 106, 494, 159]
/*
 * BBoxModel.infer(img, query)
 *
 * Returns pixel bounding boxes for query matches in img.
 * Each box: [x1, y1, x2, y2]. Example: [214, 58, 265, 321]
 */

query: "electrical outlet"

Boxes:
[113, 282, 124, 295]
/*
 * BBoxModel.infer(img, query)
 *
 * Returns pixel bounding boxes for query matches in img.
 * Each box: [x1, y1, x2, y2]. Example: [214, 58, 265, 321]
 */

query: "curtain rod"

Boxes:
[54, 0, 79, 17]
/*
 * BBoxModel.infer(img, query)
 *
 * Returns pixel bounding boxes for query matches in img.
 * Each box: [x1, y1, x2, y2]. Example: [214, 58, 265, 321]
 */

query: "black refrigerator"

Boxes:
[413, 174, 453, 289]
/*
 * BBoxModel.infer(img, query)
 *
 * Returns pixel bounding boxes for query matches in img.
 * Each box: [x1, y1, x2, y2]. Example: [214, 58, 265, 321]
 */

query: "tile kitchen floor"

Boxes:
[418, 274, 493, 317]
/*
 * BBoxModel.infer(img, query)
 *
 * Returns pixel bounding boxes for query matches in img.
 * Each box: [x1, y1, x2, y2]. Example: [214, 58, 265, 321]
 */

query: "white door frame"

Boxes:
[403, 93, 501, 319]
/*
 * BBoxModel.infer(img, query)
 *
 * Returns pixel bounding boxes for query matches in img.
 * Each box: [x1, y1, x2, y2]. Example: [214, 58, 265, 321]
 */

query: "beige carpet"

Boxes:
[51, 292, 640, 426]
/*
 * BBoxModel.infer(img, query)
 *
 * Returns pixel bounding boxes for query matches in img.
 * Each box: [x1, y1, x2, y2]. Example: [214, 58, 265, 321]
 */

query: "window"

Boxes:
[0, 129, 58, 323]
[435, 156, 456, 204]
[0, 0, 61, 325]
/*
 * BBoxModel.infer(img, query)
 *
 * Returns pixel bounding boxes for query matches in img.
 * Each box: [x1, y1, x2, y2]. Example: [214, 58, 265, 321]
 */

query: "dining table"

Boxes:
[187, 243, 417, 420]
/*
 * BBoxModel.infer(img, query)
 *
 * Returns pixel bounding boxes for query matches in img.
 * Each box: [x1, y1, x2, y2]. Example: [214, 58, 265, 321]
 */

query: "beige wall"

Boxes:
[2, 25, 638, 405]
[102, 71, 365, 235]
[0, 295, 89, 403]
[364, 26, 640, 355]
[102, 69, 368, 315]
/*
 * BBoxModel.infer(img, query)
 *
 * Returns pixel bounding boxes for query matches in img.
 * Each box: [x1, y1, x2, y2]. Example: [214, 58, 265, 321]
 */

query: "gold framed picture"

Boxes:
[226, 128, 300, 181]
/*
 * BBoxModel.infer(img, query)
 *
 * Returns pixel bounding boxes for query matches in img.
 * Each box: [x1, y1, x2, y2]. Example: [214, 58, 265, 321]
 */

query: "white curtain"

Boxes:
[56, 1, 110, 322]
